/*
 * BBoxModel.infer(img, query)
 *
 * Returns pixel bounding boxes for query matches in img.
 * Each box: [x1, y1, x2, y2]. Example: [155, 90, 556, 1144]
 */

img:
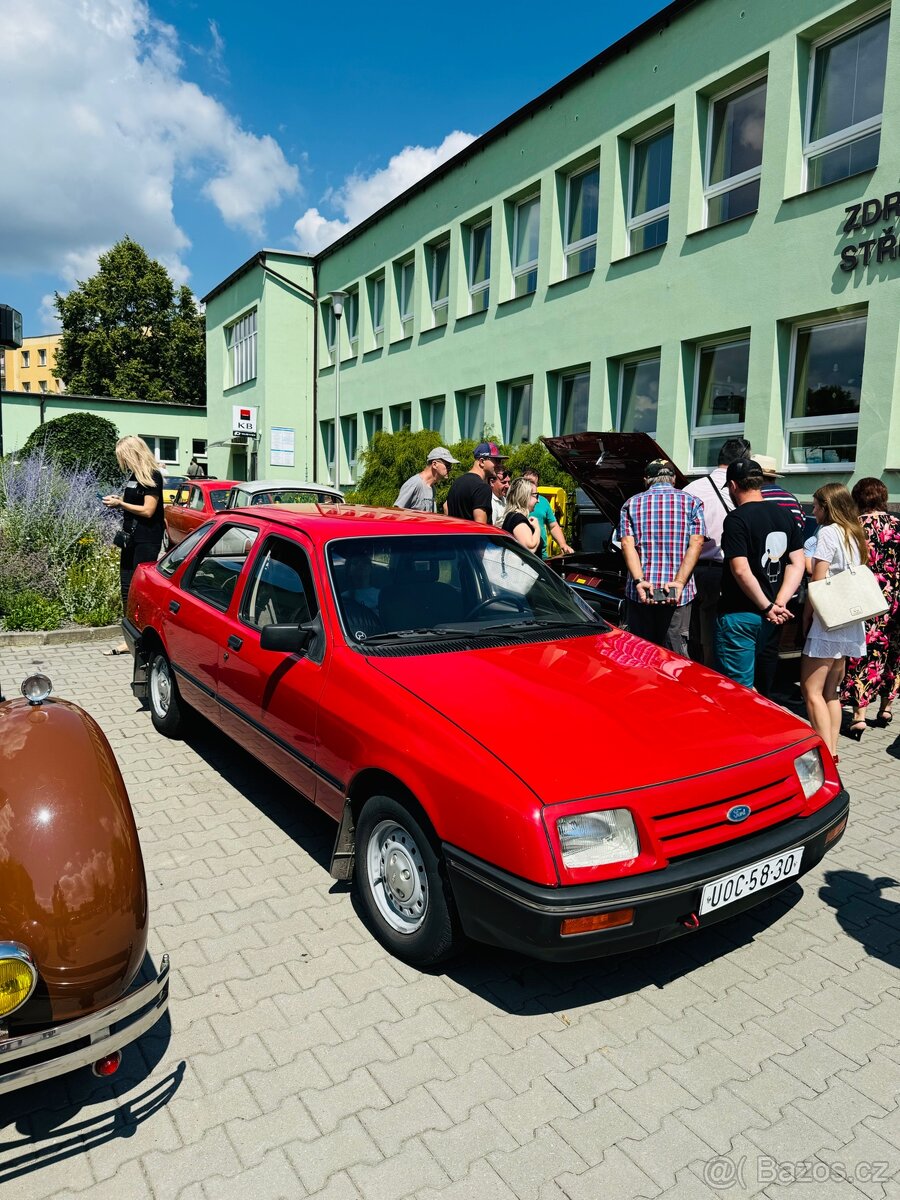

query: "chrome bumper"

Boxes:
[0, 953, 170, 1095]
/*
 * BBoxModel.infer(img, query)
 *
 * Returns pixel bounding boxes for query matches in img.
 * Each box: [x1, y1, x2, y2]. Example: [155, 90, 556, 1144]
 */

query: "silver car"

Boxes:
[225, 479, 344, 508]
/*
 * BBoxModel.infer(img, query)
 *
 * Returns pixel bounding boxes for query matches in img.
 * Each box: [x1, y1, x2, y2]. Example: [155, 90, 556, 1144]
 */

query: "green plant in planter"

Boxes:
[56, 550, 121, 626]
[2, 590, 65, 632]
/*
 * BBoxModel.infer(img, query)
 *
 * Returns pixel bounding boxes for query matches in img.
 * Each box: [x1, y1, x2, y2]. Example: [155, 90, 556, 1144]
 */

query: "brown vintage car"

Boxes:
[0, 672, 169, 1094]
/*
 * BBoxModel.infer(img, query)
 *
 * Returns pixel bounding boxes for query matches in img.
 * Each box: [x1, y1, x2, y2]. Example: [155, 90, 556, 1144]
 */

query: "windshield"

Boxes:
[253, 489, 340, 505]
[210, 488, 231, 511]
[328, 534, 604, 645]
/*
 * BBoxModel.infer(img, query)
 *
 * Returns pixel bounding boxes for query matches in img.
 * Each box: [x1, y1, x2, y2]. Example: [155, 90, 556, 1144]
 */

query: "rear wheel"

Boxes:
[355, 794, 461, 966]
[148, 649, 185, 737]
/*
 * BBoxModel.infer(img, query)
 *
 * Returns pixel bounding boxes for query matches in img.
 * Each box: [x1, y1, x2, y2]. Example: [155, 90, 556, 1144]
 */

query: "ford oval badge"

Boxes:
[727, 804, 752, 824]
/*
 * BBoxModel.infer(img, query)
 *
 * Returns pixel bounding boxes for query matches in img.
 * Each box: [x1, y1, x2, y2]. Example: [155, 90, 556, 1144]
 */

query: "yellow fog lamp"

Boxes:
[0, 943, 38, 1017]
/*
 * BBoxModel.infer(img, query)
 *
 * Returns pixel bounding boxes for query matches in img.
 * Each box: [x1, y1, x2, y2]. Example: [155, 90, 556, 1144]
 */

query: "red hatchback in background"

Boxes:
[164, 478, 238, 548]
[123, 505, 848, 967]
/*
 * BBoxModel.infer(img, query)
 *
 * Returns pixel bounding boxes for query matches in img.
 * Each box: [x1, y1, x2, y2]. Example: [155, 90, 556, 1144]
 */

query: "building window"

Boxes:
[399, 259, 415, 338]
[805, 10, 889, 190]
[705, 77, 767, 227]
[429, 240, 449, 326]
[227, 309, 257, 387]
[555, 371, 590, 436]
[324, 303, 336, 355]
[691, 338, 749, 469]
[457, 389, 485, 440]
[421, 396, 445, 433]
[21, 350, 30, 368]
[628, 124, 673, 253]
[346, 290, 359, 348]
[341, 415, 358, 480]
[38, 348, 47, 367]
[192, 438, 207, 455]
[21, 381, 30, 392]
[503, 379, 532, 444]
[364, 408, 383, 441]
[565, 162, 600, 276]
[141, 435, 179, 464]
[370, 275, 385, 347]
[321, 420, 335, 480]
[785, 314, 865, 467]
[390, 402, 412, 432]
[38, 380, 48, 393]
[468, 220, 491, 312]
[512, 194, 540, 297]
[619, 356, 661, 437]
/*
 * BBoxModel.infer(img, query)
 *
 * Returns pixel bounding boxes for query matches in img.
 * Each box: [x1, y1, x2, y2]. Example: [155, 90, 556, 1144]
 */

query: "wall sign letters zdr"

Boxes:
[840, 193, 900, 271]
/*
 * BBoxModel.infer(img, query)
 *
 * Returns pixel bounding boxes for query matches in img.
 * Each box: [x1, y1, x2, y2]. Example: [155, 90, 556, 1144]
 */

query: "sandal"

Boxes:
[102, 646, 129, 657]
[847, 721, 867, 742]
[877, 708, 893, 726]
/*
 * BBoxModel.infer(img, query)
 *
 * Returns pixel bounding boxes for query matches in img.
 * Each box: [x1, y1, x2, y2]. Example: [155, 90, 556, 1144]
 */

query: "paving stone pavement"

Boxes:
[1, 641, 898, 1200]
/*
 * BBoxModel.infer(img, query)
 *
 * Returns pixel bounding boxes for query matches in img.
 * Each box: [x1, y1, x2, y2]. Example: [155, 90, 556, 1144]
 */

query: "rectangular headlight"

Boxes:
[795, 748, 825, 799]
[556, 809, 639, 869]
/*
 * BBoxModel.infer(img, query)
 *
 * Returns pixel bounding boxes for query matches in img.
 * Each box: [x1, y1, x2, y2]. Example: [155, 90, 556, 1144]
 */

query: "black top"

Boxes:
[719, 500, 805, 614]
[502, 511, 535, 545]
[446, 472, 493, 523]
[123, 470, 165, 547]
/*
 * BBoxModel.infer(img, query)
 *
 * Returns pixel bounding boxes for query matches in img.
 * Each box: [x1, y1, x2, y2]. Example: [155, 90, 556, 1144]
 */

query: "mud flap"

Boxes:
[330, 801, 356, 881]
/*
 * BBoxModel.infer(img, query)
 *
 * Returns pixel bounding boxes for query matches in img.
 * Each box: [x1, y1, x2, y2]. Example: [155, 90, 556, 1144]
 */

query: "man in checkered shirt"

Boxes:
[618, 458, 707, 655]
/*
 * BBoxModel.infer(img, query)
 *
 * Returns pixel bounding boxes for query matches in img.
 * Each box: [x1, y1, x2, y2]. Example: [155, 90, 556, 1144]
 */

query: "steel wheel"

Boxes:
[366, 820, 429, 934]
[148, 650, 185, 737]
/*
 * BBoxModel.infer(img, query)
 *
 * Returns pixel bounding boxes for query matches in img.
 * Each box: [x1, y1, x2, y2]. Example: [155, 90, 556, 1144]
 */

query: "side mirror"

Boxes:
[259, 623, 314, 655]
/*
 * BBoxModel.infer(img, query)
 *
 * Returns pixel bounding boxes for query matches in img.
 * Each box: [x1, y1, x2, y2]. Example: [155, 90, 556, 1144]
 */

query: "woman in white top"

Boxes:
[800, 483, 868, 761]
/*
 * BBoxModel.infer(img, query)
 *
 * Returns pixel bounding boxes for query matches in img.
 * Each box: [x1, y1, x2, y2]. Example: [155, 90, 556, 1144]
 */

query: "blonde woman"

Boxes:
[102, 436, 165, 653]
[501, 477, 541, 553]
[800, 482, 868, 760]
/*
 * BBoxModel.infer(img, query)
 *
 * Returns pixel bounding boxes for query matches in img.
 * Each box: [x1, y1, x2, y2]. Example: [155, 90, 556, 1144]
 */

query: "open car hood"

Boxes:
[541, 432, 689, 524]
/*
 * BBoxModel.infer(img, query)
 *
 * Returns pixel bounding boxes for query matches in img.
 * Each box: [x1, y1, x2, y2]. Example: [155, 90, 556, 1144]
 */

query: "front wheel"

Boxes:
[355, 795, 461, 966]
[148, 649, 186, 737]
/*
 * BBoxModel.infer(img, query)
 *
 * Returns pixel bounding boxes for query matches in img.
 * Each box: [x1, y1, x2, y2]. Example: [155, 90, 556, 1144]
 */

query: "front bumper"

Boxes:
[445, 792, 849, 961]
[0, 954, 169, 1095]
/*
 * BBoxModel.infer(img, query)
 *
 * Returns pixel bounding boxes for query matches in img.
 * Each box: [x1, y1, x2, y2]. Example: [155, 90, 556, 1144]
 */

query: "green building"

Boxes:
[1, 390, 208, 475]
[204, 0, 900, 500]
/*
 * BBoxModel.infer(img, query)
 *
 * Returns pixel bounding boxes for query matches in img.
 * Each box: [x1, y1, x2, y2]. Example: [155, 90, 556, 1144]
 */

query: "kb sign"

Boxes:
[232, 405, 258, 437]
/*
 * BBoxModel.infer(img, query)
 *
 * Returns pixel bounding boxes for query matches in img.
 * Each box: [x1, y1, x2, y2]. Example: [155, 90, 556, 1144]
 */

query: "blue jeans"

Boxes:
[715, 612, 778, 689]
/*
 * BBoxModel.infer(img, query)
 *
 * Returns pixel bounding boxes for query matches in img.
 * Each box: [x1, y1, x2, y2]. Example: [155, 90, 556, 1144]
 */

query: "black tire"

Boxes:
[161, 529, 171, 553]
[354, 794, 461, 966]
[148, 649, 186, 737]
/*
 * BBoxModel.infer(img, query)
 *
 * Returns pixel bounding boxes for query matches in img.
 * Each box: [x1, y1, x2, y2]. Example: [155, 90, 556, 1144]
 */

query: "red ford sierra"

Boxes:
[123, 504, 848, 966]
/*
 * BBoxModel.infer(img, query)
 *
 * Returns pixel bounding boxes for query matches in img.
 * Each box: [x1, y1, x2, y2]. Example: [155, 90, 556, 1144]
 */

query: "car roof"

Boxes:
[230, 479, 340, 494]
[221, 503, 498, 541]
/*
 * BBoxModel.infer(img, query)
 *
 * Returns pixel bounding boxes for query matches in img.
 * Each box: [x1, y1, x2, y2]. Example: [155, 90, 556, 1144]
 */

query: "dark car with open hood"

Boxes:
[0, 671, 169, 1095]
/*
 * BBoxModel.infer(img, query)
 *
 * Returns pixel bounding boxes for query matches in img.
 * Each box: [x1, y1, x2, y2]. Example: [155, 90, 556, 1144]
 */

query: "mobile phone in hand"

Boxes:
[653, 586, 670, 603]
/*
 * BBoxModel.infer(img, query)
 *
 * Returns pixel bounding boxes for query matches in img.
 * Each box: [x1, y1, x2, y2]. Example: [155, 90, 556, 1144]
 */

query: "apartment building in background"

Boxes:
[3, 333, 65, 395]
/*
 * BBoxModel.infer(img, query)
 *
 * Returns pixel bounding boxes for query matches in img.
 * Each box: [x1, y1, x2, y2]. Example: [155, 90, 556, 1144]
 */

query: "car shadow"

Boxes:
[818, 869, 900, 972]
[439, 883, 806, 1016]
[183, 715, 336, 871]
[0, 953, 182, 1178]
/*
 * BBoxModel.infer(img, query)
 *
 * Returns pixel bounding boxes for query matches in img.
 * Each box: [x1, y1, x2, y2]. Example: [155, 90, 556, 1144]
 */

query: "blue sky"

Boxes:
[2, 0, 664, 335]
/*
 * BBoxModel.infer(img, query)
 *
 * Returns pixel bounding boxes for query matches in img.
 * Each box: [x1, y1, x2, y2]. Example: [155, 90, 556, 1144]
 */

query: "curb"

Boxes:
[0, 624, 121, 649]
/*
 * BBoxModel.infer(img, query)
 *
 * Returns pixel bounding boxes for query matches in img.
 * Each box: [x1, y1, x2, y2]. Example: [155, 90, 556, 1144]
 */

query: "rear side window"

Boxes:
[184, 524, 259, 611]
[189, 488, 205, 511]
[241, 536, 319, 629]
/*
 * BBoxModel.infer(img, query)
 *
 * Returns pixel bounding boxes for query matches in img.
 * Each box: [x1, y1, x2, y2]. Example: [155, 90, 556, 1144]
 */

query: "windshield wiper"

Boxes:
[357, 628, 452, 644]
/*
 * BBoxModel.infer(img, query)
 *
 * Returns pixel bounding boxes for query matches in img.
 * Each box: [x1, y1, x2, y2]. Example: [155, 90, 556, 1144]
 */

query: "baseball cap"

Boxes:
[473, 441, 509, 461]
[645, 458, 676, 479]
[726, 458, 763, 484]
[427, 446, 459, 465]
[753, 454, 779, 478]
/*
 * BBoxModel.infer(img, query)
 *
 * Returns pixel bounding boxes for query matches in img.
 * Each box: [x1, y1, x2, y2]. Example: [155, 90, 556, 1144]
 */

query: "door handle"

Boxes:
[227, 635, 243, 651]
[169, 600, 180, 614]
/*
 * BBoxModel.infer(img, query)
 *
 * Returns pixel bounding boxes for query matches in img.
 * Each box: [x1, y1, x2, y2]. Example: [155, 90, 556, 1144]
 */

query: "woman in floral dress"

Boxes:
[842, 478, 900, 740]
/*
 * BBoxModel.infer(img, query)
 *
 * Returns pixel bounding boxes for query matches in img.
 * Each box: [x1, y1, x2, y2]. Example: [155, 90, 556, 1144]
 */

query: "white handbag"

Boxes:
[807, 563, 888, 631]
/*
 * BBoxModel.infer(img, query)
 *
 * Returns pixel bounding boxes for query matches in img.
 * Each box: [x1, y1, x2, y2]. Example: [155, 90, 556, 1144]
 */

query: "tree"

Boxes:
[53, 237, 206, 405]
[21, 412, 121, 484]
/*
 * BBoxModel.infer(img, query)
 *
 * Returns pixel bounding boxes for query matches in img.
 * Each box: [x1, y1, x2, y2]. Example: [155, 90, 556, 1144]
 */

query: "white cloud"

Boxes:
[293, 131, 478, 253]
[0, 0, 299, 285]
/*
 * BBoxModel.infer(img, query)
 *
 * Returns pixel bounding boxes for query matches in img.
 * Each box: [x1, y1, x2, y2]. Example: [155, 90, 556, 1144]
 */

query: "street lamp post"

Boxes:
[329, 290, 348, 488]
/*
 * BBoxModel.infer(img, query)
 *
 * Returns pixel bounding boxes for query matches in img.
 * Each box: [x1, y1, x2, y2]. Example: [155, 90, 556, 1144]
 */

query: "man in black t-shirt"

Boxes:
[445, 441, 507, 524]
[716, 459, 805, 693]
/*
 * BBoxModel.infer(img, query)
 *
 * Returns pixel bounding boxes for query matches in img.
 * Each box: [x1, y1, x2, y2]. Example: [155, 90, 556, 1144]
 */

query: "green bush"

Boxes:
[2, 590, 65, 632]
[55, 550, 121, 626]
[21, 412, 121, 485]
[347, 430, 577, 531]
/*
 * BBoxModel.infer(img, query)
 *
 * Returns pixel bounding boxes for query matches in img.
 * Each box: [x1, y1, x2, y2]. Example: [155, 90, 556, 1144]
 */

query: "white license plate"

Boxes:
[699, 845, 804, 915]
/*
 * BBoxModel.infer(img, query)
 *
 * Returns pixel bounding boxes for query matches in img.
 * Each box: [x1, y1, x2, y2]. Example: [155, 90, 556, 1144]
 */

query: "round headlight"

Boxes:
[21, 674, 52, 705]
[0, 943, 38, 1017]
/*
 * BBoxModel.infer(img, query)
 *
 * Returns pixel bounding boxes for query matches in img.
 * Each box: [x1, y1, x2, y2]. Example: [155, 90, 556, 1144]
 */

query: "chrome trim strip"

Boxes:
[0, 954, 169, 1094]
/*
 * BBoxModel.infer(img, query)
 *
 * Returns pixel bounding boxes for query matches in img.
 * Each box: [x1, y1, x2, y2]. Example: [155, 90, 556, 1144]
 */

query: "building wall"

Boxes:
[1, 391, 208, 474]
[205, 0, 900, 501]
[3, 334, 64, 395]
[205, 253, 315, 482]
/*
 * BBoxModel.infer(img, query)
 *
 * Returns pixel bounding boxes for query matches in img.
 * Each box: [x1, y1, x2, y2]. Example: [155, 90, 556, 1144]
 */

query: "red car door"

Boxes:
[163, 522, 261, 722]
[215, 528, 328, 805]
